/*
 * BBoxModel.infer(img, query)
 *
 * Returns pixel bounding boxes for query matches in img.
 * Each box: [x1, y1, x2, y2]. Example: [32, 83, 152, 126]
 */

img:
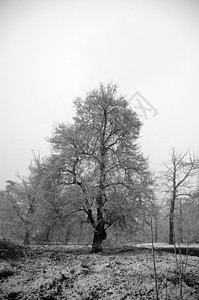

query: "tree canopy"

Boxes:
[44, 83, 155, 252]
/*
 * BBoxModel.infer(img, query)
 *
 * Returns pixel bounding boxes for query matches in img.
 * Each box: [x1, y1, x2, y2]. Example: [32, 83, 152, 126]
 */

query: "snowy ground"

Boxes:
[0, 247, 199, 299]
[134, 242, 199, 249]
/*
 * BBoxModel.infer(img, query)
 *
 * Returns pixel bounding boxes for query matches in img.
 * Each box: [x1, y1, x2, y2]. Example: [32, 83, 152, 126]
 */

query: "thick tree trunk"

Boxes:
[92, 222, 107, 253]
[86, 207, 107, 253]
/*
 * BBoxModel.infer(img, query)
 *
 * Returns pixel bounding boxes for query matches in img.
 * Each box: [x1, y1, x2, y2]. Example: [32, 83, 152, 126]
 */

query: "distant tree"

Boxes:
[180, 183, 199, 243]
[161, 149, 198, 244]
[47, 83, 155, 252]
[0, 190, 8, 237]
[5, 174, 40, 245]
[0, 190, 14, 238]
[28, 153, 86, 244]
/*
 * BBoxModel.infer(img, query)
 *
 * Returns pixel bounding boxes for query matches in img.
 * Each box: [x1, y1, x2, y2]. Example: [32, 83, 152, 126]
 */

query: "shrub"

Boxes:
[0, 238, 24, 259]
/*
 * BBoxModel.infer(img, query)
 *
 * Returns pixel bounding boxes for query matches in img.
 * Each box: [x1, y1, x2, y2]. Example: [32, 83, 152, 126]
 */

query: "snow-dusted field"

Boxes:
[0, 247, 199, 299]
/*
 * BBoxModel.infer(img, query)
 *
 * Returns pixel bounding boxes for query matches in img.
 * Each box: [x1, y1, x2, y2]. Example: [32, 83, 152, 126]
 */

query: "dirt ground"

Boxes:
[0, 246, 199, 299]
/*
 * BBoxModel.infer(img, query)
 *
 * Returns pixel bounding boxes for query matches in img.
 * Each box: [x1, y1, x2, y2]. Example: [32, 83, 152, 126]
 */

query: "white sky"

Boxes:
[0, 0, 199, 189]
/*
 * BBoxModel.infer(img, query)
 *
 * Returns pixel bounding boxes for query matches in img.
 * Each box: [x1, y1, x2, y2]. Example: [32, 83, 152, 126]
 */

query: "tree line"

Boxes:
[0, 83, 199, 252]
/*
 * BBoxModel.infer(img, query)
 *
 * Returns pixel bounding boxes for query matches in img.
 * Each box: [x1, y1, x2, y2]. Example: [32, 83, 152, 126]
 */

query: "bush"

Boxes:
[0, 238, 24, 259]
[0, 268, 14, 280]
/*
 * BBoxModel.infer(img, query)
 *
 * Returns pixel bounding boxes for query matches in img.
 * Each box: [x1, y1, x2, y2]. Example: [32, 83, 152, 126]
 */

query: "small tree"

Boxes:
[161, 149, 198, 244]
[0, 190, 17, 239]
[47, 83, 155, 252]
[5, 175, 39, 245]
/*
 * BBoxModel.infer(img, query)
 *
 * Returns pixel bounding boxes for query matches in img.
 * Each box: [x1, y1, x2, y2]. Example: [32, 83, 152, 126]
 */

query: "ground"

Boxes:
[0, 245, 199, 299]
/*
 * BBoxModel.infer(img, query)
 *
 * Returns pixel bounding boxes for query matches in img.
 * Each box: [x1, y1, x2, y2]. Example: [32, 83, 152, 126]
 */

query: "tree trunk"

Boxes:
[23, 225, 30, 245]
[169, 199, 175, 244]
[154, 214, 158, 243]
[178, 199, 183, 243]
[92, 222, 107, 253]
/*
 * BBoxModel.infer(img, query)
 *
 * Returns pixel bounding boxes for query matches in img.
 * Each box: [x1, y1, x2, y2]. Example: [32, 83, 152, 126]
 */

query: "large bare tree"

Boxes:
[161, 149, 198, 244]
[5, 175, 39, 245]
[47, 83, 155, 252]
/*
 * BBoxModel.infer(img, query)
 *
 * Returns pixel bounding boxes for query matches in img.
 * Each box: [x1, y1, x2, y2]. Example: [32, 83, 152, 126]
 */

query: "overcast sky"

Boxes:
[0, 0, 199, 189]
